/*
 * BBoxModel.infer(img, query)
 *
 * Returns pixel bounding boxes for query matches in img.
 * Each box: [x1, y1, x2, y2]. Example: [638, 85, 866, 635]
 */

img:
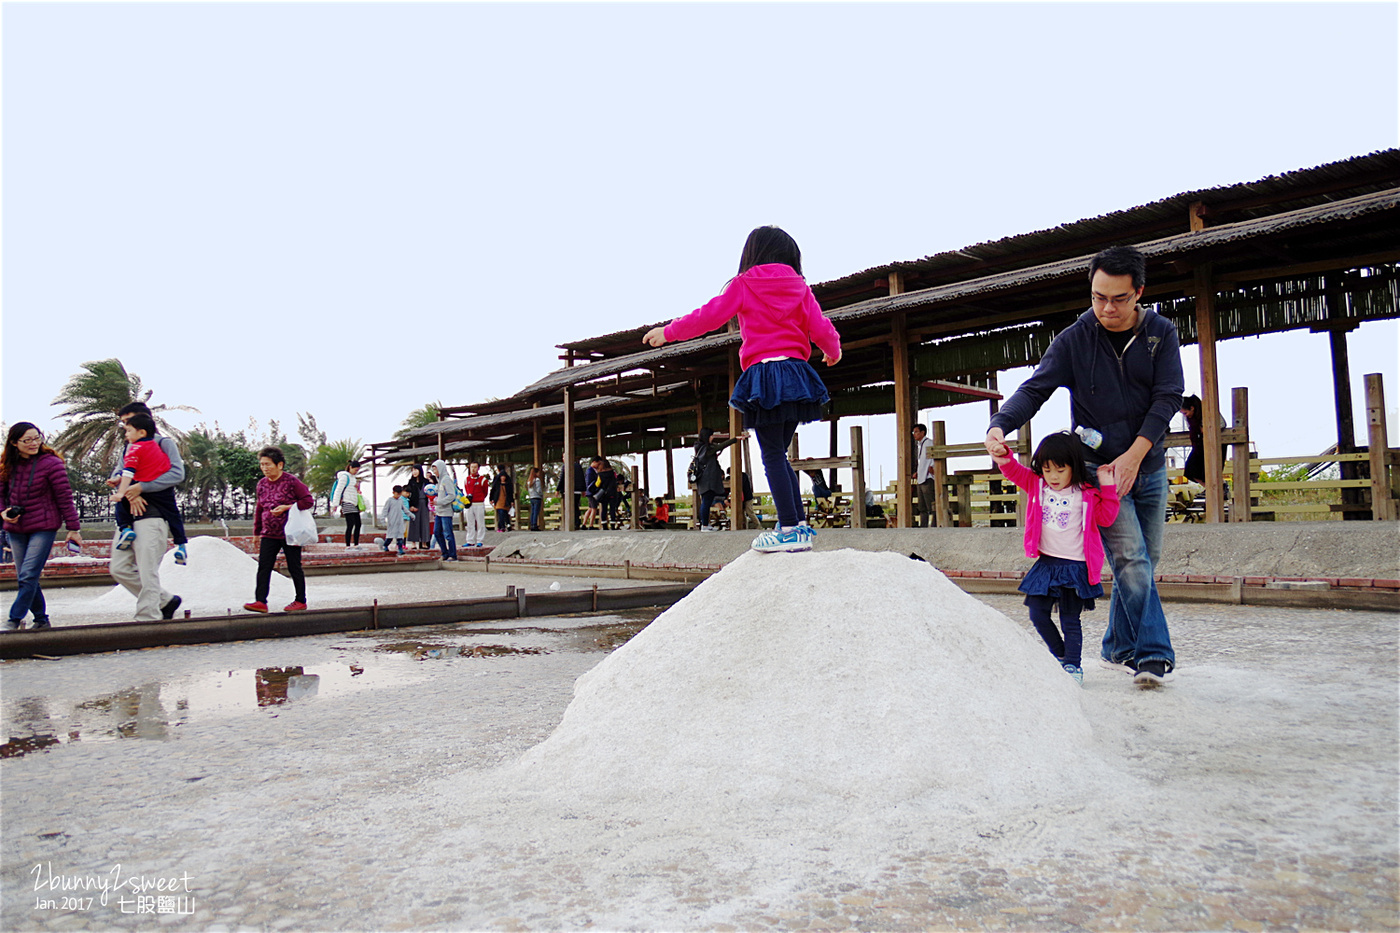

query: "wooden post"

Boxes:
[562, 387, 576, 532]
[641, 447, 651, 501]
[891, 309, 913, 528]
[630, 465, 641, 530]
[665, 437, 675, 501]
[828, 415, 839, 492]
[1366, 373, 1394, 520]
[1194, 266, 1226, 523]
[595, 413, 605, 459]
[850, 425, 867, 529]
[436, 432, 445, 462]
[1326, 276, 1364, 519]
[1230, 387, 1251, 523]
[932, 421, 952, 527]
[692, 406, 703, 528]
[531, 403, 543, 485]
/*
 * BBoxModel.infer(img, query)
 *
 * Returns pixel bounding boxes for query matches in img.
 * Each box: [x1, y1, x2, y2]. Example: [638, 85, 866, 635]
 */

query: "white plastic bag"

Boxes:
[284, 504, 318, 547]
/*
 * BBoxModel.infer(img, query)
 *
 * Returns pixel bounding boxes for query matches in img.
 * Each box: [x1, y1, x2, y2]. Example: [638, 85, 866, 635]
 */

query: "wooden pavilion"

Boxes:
[371, 150, 1400, 529]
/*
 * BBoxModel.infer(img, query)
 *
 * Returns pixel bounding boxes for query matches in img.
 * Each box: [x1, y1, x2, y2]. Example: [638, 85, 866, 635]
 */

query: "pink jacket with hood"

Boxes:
[663, 264, 842, 371]
[995, 455, 1120, 585]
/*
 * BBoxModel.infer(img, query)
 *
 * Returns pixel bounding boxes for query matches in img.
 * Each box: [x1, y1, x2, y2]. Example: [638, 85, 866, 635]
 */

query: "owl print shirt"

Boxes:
[1038, 483, 1086, 561]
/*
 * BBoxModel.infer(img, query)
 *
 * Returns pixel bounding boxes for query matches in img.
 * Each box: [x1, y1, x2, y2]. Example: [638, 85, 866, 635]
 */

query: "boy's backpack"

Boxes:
[686, 451, 701, 486]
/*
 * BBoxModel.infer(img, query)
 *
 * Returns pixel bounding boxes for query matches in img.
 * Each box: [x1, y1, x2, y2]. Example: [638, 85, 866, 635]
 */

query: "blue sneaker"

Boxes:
[115, 528, 137, 551]
[750, 527, 811, 553]
[796, 524, 816, 546]
[173, 544, 187, 566]
[1062, 662, 1084, 685]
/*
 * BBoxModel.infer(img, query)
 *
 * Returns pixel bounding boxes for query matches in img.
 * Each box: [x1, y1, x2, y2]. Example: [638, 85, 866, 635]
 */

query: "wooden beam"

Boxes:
[850, 425, 867, 529]
[1188, 200, 1207, 233]
[1195, 266, 1226, 523]
[892, 307, 914, 527]
[932, 422, 952, 527]
[1366, 373, 1395, 520]
[562, 387, 576, 532]
[1230, 387, 1251, 523]
[919, 379, 1003, 401]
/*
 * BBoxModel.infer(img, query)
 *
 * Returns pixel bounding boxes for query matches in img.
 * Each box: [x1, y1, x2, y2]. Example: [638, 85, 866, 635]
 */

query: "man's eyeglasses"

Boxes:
[1091, 293, 1137, 309]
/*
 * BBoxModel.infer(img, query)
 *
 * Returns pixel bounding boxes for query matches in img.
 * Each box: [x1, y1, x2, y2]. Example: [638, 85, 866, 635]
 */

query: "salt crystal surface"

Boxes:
[90, 535, 294, 616]
[511, 549, 1125, 819]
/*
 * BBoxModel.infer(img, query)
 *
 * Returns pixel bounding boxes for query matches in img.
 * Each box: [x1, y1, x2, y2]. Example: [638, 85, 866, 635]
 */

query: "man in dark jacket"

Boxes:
[984, 245, 1183, 688]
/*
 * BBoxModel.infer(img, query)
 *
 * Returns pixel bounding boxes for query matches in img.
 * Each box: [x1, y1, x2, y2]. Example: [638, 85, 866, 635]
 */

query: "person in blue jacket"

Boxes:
[984, 245, 1183, 688]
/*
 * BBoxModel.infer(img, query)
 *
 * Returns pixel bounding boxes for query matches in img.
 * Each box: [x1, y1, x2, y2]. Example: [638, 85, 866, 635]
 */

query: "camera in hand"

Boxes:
[4, 506, 24, 521]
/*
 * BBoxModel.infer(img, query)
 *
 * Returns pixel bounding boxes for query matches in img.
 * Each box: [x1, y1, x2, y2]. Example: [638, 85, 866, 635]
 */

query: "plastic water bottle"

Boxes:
[1074, 425, 1103, 450]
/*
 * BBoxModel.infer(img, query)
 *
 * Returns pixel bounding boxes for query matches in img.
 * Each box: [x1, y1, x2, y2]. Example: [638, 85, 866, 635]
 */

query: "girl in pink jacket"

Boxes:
[991, 431, 1119, 684]
[643, 226, 842, 554]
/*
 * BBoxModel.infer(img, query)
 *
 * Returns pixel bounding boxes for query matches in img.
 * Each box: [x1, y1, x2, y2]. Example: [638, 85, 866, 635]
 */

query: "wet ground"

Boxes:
[1, 594, 1396, 932]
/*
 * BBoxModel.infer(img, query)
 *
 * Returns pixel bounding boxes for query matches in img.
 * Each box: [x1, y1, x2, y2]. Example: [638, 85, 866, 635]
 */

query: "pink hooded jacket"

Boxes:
[663, 264, 842, 371]
[995, 455, 1120, 585]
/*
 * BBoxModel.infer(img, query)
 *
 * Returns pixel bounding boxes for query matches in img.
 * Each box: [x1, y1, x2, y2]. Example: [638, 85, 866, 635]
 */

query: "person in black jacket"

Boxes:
[985, 245, 1183, 688]
[693, 428, 745, 531]
[488, 467, 515, 533]
[556, 458, 587, 529]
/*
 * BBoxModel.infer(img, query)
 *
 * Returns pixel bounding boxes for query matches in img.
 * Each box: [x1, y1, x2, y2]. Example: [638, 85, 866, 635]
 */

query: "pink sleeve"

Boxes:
[663, 279, 743, 344]
[994, 456, 1039, 493]
[1092, 486, 1121, 527]
[803, 290, 842, 360]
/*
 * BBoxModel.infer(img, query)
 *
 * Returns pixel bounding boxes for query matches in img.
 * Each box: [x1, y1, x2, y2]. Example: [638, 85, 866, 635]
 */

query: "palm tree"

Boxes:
[306, 439, 364, 500]
[49, 359, 193, 471]
[386, 401, 446, 477]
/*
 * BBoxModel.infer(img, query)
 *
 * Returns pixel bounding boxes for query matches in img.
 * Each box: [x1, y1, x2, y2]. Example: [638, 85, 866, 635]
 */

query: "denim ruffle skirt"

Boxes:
[728, 359, 830, 428]
[1018, 553, 1103, 608]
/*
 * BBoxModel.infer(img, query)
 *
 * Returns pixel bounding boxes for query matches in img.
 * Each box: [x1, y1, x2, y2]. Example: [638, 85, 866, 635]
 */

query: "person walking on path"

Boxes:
[462, 462, 490, 547]
[526, 466, 544, 531]
[106, 406, 186, 622]
[645, 226, 841, 551]
[489, 466, 515, 534]
[404, 464, 433, 549]
[430, 458, 461, 560]
[984, 245, 1183, 687]
[689, 429, 744, 532]
[244, 446, 315, 613]
[1, 423, 83, 631]
[992, 432, 1119, 686]
[912, 423, 937, 527]
[330, 460, 363, 549]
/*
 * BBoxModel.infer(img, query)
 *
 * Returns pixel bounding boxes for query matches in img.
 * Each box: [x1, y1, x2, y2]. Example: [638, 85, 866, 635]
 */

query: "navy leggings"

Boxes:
[753, 421, 803, 528]
[1026, 590, 1086, 667]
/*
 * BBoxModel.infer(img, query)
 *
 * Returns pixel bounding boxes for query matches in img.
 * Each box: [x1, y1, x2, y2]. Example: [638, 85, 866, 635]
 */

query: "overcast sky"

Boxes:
[3, 2, 1397, 496]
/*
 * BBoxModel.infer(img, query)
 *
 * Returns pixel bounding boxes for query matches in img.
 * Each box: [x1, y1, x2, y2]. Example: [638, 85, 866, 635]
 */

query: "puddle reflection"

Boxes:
[1, 608, 660, 759]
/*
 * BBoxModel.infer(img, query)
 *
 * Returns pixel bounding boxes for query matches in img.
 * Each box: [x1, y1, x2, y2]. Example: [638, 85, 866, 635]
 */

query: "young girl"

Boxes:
[990, 431, 1119, 684]
[644, 226, 841, 553]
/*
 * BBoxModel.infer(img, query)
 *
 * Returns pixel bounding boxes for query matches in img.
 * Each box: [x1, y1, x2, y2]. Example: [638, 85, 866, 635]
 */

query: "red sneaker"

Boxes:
[283, 601, 307, 612]
[242, 601, 269, 613]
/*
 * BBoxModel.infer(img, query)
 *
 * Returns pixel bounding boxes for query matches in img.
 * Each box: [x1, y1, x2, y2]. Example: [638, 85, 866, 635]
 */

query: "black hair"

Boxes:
[259, 446, 285, 465]
[1180, 394, 1202, 432]
[914, 423, 927, 434]
[1031, 431, 1092, 488]
[117, 401, 152, 418]
[347, 459, 361, 470]
[392, 485, 403, 494]
[1088, 245, 1147, 290]
[126, 412, 157, 439]
[738, 226, 802, 276]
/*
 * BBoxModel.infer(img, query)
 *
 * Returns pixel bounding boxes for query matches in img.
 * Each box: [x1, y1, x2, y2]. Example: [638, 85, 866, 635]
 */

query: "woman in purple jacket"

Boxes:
[1, 423, 83, 631]
[243, 446, 315, 614]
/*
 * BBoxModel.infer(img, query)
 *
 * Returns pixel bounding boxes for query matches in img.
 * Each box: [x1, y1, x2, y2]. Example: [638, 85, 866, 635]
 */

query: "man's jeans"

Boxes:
[1100, 465, 1175, 670]
[433, 516, 457, 559]
[109, 518, 172, 622]
[7, 529, 57, 625]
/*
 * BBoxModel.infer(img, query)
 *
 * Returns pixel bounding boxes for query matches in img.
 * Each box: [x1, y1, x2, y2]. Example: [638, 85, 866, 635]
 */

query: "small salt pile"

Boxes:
[91, 535, 295, 616]
[511, 549, 1121, 817]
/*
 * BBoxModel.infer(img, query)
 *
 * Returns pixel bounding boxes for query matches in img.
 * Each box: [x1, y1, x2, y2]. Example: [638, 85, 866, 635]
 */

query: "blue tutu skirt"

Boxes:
[729, 359, 830, 428]
[1019, 554, 1103, 608]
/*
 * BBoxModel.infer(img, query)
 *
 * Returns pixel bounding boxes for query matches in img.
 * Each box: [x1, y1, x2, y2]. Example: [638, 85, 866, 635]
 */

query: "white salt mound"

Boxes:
[513, 548, 1119, 815]
[91, 536, 295, 616]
